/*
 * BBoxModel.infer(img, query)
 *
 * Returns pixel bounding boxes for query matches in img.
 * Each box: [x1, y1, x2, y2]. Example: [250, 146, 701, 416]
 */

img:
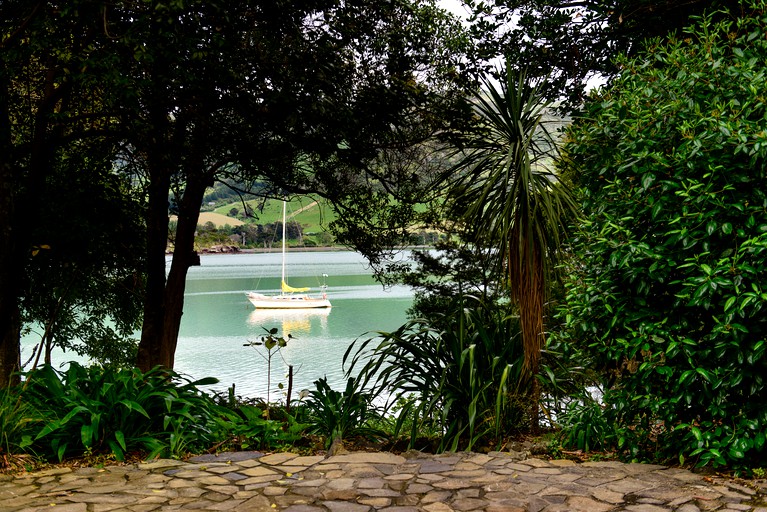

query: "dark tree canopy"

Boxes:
[22, 153, 145, 368]
[1, 0, 476, 381]
[106, 0, 475, 371]
[465, 0, 743, 111]
[1, 0, 148, 383]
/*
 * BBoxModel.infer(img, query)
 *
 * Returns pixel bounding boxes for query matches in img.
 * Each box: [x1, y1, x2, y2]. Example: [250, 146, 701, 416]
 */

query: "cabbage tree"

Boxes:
[444, 68, 578, 385]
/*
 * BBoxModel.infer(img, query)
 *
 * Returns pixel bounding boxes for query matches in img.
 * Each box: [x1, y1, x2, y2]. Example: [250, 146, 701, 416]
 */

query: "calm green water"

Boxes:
[20, 251, 413, 399]
[175, 250, 412, 398]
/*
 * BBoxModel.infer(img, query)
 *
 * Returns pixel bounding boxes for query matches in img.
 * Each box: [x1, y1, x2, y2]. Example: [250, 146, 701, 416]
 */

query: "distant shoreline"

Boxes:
[234, 245, 432, 253]
[171, 245, 432, 255]
[237, 246, 349, 254]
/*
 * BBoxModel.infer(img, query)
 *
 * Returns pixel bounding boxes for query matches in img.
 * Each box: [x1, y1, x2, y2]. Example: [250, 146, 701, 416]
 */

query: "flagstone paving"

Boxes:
[2, 450, 766, 511]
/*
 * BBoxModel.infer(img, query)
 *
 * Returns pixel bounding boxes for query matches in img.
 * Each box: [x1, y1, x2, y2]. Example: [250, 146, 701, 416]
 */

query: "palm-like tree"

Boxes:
[445, 68, 579, 385]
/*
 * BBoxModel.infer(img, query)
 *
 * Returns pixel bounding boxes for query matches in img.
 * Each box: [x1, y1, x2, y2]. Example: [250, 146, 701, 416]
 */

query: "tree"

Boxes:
[559, 1, 767, 468]
[443, 68, 578, 417]
[387, 237, 501, 324]
[104, 0, 474, 371]
[1, 0, 474, 380]
[0, 0, 146, 384]
[464, 0, 742, 112]
[22, 153, 145, 369]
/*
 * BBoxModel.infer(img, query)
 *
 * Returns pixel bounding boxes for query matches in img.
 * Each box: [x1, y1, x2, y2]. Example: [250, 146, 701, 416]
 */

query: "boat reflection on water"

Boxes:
[247, 307, 330, 337]
[245, 308, 333, 398]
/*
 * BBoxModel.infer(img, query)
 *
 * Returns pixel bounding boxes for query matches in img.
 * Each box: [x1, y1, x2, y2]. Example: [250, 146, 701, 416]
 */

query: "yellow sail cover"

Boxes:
[281, 280, 310, 293]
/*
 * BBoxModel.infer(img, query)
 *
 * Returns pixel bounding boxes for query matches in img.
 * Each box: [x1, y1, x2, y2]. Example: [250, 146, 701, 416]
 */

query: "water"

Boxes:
[175, 250, 412, 399]
[20, 251, 414, 400]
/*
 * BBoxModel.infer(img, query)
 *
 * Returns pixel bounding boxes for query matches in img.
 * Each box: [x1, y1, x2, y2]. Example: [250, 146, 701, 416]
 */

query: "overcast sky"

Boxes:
[439, 0, 471, 19]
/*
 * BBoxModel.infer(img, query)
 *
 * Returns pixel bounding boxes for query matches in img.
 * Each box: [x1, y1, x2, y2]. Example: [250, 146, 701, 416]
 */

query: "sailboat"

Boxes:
[246, 201, 332, 309]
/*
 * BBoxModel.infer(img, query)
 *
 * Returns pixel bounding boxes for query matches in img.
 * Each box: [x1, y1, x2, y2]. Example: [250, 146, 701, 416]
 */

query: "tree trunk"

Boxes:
[137, 167, 171, 372]
[137, 169, 208, 371]
[508, 222, 545, 431]
[0, 306, 21, 387]
[0, 74, 20, 386]
[159, 174, 208, 369]
[0, 256, 21, 385]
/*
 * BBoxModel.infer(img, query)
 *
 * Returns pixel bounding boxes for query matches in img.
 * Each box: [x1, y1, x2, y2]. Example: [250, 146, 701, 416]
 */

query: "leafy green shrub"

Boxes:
[21, 363, 227, 461]
[216, 401, 308, 451]
[304, 376, 382, 448]
[559, 1, 767, 469]
[345, 295, 529, 452]
[558, 396, 616, 453]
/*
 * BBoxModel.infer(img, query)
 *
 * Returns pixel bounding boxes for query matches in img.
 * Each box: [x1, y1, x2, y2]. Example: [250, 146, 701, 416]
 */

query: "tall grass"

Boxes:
[344, 295, 529, 452]
[303, 376, 383, 449]
[0, 385, 42, 465]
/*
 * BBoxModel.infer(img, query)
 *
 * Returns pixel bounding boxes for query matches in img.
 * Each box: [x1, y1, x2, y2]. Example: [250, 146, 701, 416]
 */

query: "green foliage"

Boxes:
[220, 403, 307, 452]
[559, 1, 767, 469]
[21, 163, 146, 369]
[21, 363, 226, 461]
[384, 235, 504, 324]
[445, 67, 576, 281]
[4, 364, 312, 463]
[0, 385, 41, 461]
[443, 67, 578, 381]
[304, 376, 382, 448]
[244, 328, 292, 417]
[345, 295, 531, 452]
[468, 0, 743, 113]
[557, 396, 616, 453]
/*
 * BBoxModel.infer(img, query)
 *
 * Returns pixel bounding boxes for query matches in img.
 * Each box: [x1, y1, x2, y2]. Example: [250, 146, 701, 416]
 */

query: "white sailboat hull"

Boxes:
[247, 292, 331, 309]
[247, 200, 332, 310]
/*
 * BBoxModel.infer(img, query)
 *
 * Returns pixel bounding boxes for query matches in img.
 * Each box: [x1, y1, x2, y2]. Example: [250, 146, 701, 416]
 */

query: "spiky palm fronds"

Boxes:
[445, 67, 579, 377]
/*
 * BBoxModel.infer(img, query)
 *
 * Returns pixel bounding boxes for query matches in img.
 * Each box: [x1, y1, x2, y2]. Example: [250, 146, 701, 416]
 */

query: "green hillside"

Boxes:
[213, 197, 336, 234]
[203, 193, 438, 249]
[197, 212, 244, 227]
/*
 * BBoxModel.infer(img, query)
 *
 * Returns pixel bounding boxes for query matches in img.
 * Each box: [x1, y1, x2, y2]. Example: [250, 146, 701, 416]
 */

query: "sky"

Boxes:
[436, 0, 607, 92]
[438, 0, 471, 19]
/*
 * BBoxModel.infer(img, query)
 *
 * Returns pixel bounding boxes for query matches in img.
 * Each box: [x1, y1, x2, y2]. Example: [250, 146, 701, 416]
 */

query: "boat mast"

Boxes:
[281, 200, 286, 295]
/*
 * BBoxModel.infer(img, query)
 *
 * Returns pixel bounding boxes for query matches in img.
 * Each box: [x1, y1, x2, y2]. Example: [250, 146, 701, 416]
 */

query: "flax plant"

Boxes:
[345, 295, 526, 451]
